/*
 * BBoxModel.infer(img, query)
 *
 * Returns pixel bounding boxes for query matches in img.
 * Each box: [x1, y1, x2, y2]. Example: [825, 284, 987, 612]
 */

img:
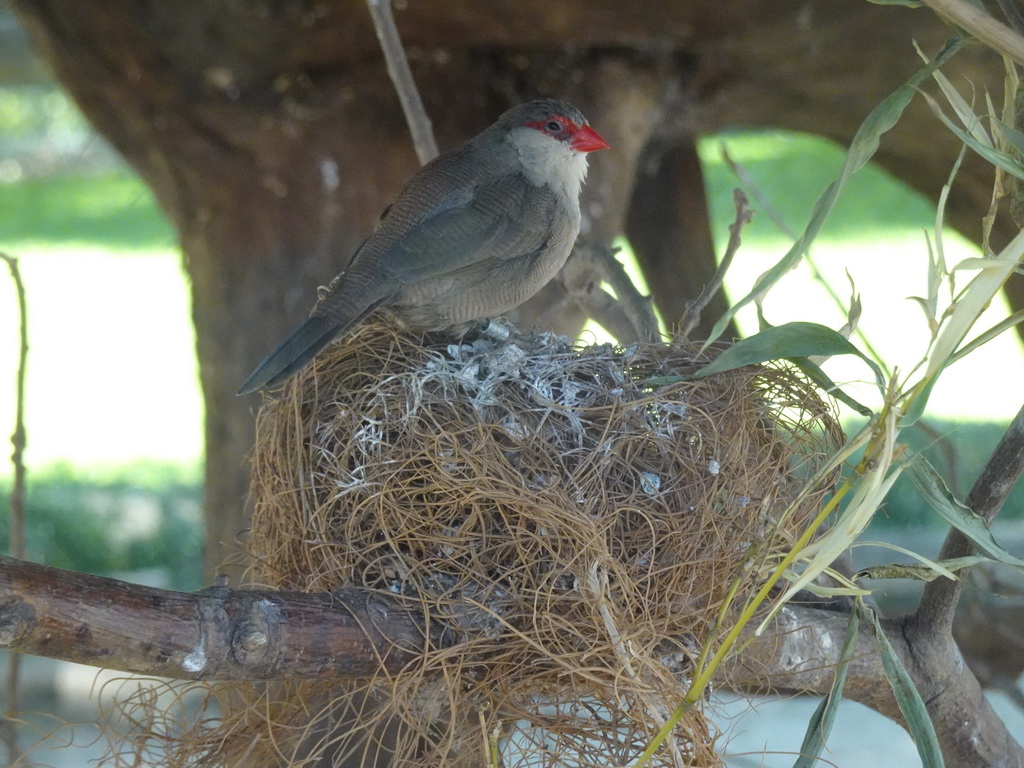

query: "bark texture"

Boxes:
[0, 555, 428, 680]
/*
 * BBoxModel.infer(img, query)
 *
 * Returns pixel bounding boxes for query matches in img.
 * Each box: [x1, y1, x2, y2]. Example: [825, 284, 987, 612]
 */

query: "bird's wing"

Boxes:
[378, 172, 558, 284]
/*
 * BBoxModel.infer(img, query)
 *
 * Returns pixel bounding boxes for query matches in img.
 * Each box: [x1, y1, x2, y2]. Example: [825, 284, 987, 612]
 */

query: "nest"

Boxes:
[129, 320, 842, 768]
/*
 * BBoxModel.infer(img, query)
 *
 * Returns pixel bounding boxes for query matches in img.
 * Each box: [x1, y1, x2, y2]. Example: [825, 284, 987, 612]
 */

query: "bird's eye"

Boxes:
[545, 120, 562, 132]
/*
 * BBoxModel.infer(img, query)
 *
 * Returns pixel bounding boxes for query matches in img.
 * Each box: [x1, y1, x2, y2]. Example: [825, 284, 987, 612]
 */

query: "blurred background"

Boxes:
[2, 2, 1024, 766]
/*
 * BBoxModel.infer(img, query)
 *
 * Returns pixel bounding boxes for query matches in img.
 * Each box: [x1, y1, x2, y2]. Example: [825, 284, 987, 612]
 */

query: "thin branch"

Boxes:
[922, 0, 1024, 67]
[366, 0, 439, 164]
[1, 253, 28, 768]
[677, 189, 751, 340]
[1, 255, 27, 564]
[580, 244, 661, 343]
[571, 285, 647, 343]
[913, 401, 1024, 634]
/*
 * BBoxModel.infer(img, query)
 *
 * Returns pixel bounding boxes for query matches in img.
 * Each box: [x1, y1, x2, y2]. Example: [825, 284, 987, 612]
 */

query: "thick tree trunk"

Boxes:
[626, 133, 733, 339]
[11, 0, 1015, 582]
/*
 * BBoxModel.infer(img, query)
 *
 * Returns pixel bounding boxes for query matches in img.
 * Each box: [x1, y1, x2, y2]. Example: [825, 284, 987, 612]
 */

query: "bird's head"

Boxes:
[496, 100, 609, 200]
[514, 100, 610, 154]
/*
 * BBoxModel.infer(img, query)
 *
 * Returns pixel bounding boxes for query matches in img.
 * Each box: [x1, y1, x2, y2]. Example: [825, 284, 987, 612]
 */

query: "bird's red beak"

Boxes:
[571, 125, 610, 153]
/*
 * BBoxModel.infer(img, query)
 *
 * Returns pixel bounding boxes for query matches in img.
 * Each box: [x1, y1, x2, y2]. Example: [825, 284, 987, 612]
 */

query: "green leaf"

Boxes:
[692, 322, 884, 395]
[703, 36, 965, 347]
[906, 456, 1024, 570]
[923, 91, 1024, 181]
[899, 372, 941, 427]
[859, 601, 945, 768]
[994, 118, 1024, 157]
[867, 0, 922, 5]
[949, 308, 1024, 365]
[789, 357, 872, 417]
[792, 610, 861, 768]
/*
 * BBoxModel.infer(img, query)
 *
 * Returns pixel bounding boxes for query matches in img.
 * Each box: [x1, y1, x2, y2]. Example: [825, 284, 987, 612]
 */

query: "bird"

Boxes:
[237, 99, 609, 395]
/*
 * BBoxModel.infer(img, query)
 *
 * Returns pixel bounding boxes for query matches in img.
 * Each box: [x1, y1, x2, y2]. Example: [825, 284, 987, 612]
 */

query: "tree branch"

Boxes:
[922, 0, 1024, 67]
[2, 253, 29, 768]
[677, 189, 751, 341]
[366, 0, 439, 164]
[871, 402, 1024, 766]
[721, 605, 893, 712]
[723, 605, 1024, 768]
[914, 401, 1024, 634]
[1, 255, 28, 565]
[570, 284, 647, 343]
[0, 555, 430, 680]
[590, 245, 662, 343]
[565, 244, 661, 344]
[4, 555, 1022, 765]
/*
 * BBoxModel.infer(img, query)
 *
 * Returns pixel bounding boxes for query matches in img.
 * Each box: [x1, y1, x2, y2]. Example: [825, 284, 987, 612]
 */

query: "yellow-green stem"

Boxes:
[692, 550, 757, 675]
[632, 478, 855, 767]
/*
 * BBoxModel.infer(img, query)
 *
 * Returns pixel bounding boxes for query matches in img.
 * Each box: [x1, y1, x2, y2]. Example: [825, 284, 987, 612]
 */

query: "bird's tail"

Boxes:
[237, 315, 341, 395]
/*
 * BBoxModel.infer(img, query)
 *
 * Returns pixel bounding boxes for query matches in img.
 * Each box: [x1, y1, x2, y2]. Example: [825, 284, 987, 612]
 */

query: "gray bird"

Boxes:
[238, 99, 609, 395]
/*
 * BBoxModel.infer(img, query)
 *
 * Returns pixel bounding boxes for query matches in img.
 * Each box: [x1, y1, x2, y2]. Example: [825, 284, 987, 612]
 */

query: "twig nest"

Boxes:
[238, 321, 841, 767]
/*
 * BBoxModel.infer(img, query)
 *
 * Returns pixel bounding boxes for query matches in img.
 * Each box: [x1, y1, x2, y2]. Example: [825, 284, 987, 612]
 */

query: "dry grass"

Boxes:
[108, 320, 842, 768]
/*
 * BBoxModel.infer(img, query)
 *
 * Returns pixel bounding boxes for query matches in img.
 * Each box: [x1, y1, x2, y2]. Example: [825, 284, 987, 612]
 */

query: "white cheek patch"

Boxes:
[508, 127, 590, 202]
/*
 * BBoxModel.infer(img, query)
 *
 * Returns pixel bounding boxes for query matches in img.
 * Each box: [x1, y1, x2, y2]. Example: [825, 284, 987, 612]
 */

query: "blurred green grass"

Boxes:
[702, 131, 943, 242]
[0, 464, 203, 589]
[0, 172, 175, 247]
